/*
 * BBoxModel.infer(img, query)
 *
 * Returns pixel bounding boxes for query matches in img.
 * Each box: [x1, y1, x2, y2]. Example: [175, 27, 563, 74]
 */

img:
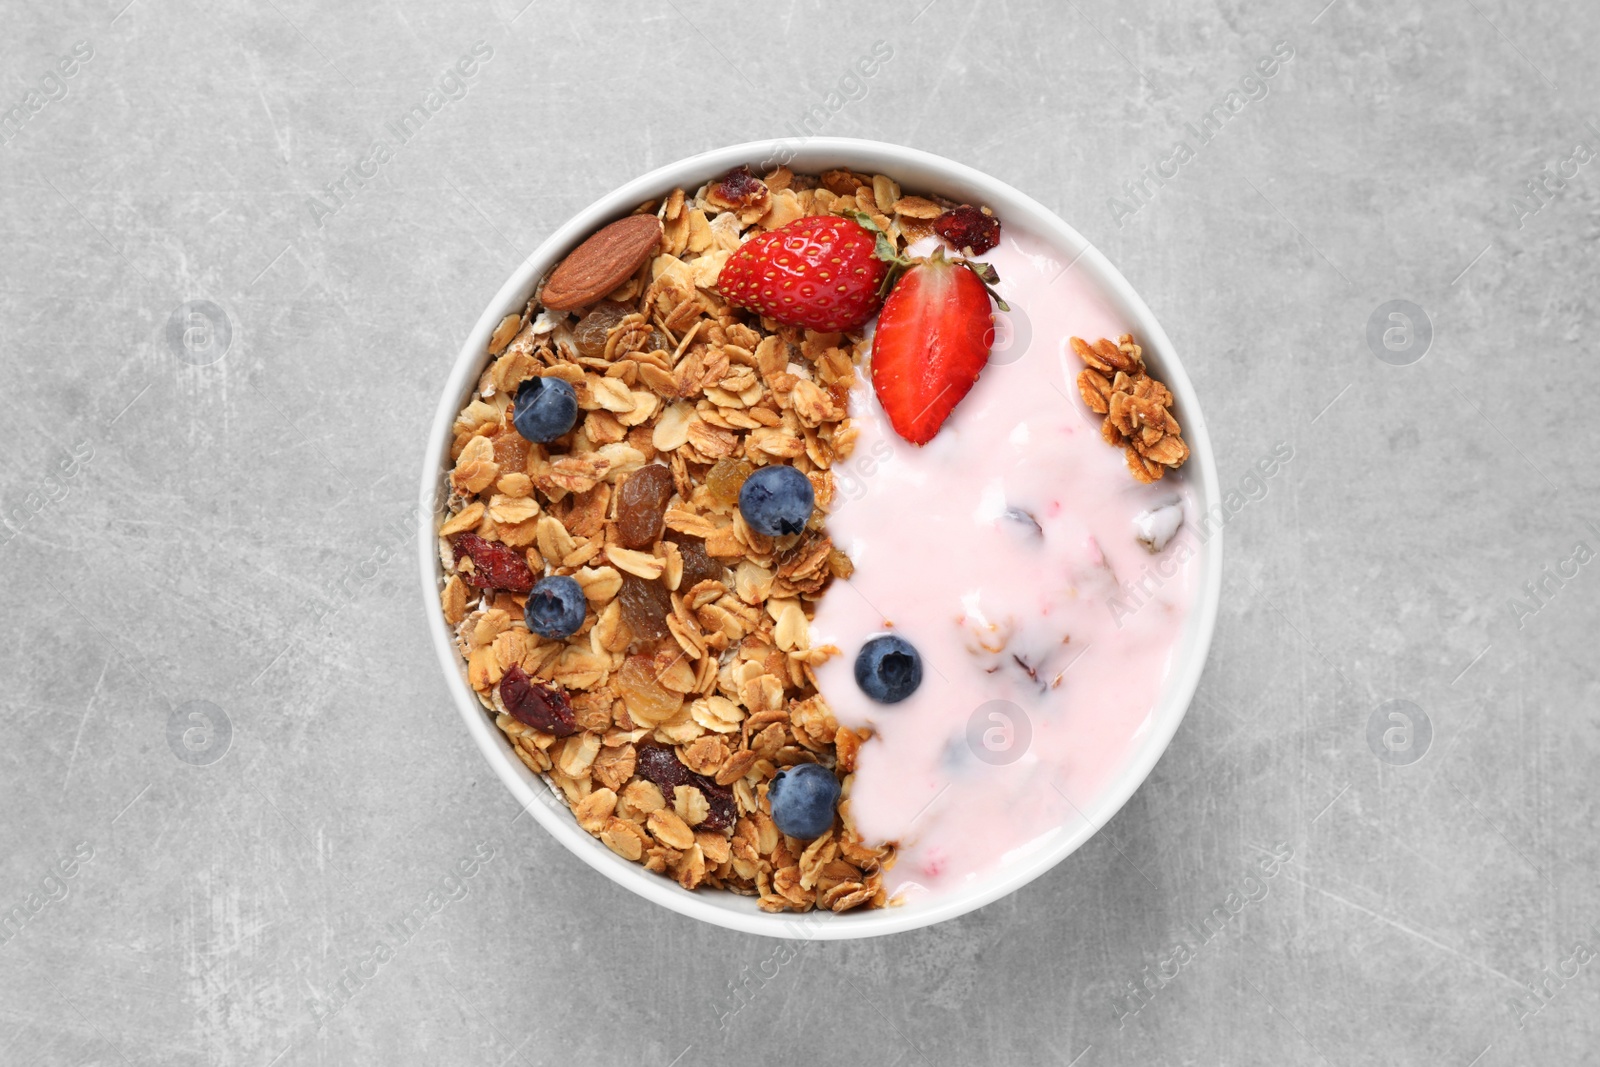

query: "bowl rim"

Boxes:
[417, 136, 1222, 940]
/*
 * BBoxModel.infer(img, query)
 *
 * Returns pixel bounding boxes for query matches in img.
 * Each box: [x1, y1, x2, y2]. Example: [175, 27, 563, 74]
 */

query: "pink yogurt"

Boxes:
[811, 229, 1198, 900]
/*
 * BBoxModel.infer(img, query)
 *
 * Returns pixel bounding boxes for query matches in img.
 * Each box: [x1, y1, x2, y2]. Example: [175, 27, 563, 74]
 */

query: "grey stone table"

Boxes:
[2, 1, 1596, 1063]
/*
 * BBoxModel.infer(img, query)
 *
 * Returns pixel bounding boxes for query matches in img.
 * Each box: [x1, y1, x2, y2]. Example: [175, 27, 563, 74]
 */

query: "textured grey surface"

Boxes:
[2, 0, 1597, 1064]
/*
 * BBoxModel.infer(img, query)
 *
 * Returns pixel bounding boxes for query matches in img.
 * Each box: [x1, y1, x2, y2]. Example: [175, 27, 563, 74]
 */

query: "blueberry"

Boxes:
[767, 763, 841, 841]
[524, 575, 586, 638]
[738, 464, 814, 537]
[854, 634, 922, 704]
[512, 376, 578, 443]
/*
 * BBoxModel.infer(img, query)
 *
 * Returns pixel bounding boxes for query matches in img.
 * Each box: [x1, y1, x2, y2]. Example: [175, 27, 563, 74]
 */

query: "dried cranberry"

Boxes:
[712, 165, 768, 210]
[453, 532, 536, 593]
[500, 665, 578, 736]
[934, 204, 1001, 255]
[634, 742, 736, 831]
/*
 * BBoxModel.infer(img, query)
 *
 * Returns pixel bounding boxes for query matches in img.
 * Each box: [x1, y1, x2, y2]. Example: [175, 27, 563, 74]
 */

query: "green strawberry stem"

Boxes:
[847, 210, 1010, 312]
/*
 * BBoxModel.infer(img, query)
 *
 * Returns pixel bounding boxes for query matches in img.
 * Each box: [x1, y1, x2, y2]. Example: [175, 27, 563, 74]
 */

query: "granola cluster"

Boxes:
[1071, 334, 1190, 483]
[437, 166, 963, 913]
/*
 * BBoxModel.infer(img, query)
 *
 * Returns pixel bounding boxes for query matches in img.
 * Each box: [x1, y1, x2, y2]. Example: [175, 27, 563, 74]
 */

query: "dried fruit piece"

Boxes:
[705, 164, 770, 214]
[668, 534, 725, 589]
[703, 790, 739, 834]
[634, 742, 737, 832]
[934, 204, 1002, 255]
[633, 742, 691, 794]
[492, 430, 530, 475]
[617, 654, 682, 726]
[616, 463, 675, 548]
[573, 300, 633, 359]
[500, 665, 578, 736]
[618, 575, 673, 642]
[706, 457, 753, 505]
[452, 532, 535, 593]
[541, 215, 663, 311]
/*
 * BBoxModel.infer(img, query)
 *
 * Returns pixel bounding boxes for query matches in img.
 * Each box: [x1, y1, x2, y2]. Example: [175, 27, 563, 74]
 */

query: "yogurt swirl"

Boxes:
[812, 228, 1198, 898]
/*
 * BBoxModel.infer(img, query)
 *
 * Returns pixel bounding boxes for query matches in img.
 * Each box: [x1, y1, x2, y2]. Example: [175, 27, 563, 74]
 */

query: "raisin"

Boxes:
[617, 654, 682, 726]
[706, 457, 753, 506]
[618, 575, 673, 642]
[633, 741, 690, 792]
[616, 463, 675, 548]
[934, 204, 1002, 255]
[634, 742, 737, 832]
[452, 533, 535, 593]
[705, 787, 740, 833]
[647, 327, 672, 355]
[499, 666, 578, 736]
[668, 533, 726, 590]
[492, 428, 530, 473]
[573, 300, 633, 359]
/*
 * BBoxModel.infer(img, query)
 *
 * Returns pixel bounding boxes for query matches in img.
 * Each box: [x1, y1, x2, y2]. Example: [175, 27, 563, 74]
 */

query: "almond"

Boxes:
[540, 215, 663, 311]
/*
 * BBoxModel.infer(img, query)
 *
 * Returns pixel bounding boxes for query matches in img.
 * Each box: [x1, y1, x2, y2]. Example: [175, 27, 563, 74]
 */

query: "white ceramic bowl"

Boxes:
[419, 138, 1222, 939]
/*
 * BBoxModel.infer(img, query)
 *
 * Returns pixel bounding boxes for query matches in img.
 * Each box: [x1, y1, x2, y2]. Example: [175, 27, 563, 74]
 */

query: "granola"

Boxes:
[1071, 334, 1190, 483]
[435, 165, 968, 913]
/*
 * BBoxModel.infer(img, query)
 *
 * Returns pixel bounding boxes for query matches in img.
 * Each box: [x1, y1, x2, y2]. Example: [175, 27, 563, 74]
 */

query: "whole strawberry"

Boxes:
[870, 251, 999, 446]
[716, 215, 887, 332]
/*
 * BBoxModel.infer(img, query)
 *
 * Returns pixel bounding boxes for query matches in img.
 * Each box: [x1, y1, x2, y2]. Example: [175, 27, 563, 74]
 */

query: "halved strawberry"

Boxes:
[715, 215, 887, 332]
[870, 251, 999, 445]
